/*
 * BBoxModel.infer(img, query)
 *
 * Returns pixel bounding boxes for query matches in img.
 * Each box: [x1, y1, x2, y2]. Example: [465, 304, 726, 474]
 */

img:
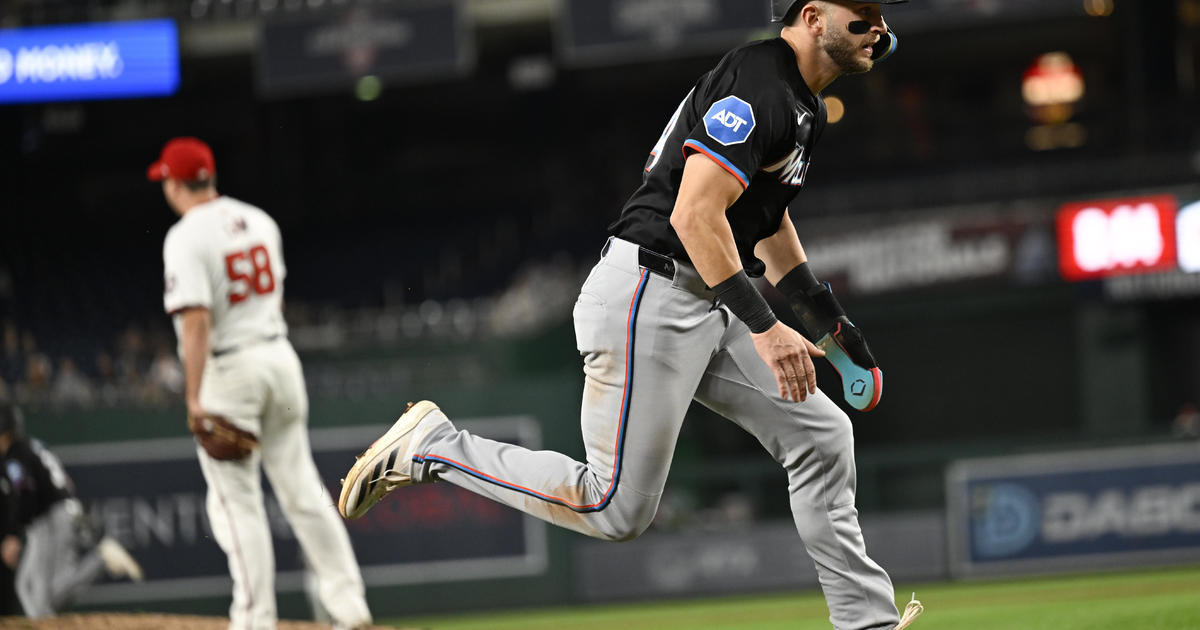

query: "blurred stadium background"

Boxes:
[1, 0, 1199, 624]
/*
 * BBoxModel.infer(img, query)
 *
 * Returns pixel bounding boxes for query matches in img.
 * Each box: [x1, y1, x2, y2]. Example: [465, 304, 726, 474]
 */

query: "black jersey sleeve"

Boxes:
[5, 440, 67, 527]
[680, 59, 795, 189]
[0, 472, 17, 540]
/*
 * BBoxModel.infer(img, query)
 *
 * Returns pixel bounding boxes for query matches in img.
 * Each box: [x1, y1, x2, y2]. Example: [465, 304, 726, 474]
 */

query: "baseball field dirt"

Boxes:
[0, 615, 411, 629]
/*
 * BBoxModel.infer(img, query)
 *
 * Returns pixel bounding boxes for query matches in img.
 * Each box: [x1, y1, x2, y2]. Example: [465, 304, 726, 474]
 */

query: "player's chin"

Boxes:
[840, 57, 874, 75]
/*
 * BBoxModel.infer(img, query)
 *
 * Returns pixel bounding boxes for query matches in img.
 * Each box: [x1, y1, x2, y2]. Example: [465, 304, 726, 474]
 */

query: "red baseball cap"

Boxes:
[147, 137, 216, 182]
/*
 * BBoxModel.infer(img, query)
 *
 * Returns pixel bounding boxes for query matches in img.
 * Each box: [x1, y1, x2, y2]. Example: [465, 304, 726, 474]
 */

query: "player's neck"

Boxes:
[780, 29, 840, 94]
[178, 190, 220, 215]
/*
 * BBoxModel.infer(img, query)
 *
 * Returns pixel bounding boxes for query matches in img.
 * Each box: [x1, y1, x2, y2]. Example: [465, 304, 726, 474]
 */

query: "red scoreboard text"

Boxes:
[1057, 195, 1178, 281]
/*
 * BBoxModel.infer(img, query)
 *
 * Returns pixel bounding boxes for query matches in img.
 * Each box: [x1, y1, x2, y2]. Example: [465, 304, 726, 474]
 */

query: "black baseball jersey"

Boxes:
[2, 438, 72, 528]
[610, 37, 827, 277]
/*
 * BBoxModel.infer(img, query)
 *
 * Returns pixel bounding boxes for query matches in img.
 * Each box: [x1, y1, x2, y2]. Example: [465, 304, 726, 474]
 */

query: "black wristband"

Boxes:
[775, 262, 822, 300]
[713, 270, 778, 334]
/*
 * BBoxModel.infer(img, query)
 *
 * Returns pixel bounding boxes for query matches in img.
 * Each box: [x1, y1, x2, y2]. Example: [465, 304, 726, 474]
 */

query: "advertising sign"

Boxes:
[1056, 195, 1178, 281]
[1175, 199, 1200, 273]
[558, 0, 767, 66]
[575, 512, 946, 601]
[257, 1, 471, 97]
[799, 215, 1051, 295]
[0, 19, 179, 104]
[57, 418, 547, 604]
[946, 443, 1200, 578]
[887, 0, 1086, 33]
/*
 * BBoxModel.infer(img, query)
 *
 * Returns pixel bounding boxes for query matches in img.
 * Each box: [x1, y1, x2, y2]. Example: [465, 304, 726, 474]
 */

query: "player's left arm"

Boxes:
[757, 211, 883, 411]
[755, 209, 859, 344]
[754, 208, 808, 284]
[176, 307, 212, 420]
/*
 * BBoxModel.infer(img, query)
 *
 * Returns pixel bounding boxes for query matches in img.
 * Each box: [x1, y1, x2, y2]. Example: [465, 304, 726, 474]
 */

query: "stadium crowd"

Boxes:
[0, 252, 584, 410]
[0, 319, 183, 410]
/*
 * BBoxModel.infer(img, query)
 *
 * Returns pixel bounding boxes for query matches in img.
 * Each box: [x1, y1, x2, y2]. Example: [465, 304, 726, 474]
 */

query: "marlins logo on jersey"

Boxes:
[764, 107, 816, 187]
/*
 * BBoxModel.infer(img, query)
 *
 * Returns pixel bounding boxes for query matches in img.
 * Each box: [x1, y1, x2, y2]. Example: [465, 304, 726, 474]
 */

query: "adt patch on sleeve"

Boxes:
[703, 96, 756, 146]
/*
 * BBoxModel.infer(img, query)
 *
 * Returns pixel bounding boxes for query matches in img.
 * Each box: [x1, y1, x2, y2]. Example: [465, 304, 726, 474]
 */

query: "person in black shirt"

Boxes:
[0, 453, 20, 615]
[0, 403, 143, 618]
[339, 3, 921, 628]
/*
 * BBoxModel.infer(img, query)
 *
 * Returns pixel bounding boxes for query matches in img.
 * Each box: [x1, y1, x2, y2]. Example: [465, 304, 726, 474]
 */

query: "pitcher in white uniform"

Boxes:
[150, 137, 372, 630]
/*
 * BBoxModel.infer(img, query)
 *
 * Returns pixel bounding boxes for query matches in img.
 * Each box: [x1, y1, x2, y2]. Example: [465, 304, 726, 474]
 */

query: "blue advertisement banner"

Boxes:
[0, 19, 179, 104]
[946, 444, 1200, 577]
[54, 417, 547, 604]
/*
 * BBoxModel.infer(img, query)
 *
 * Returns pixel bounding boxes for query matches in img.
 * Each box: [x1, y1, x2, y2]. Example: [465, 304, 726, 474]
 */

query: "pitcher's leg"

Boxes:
[695, 330, 898, 630]
[199, 450, 277, 630]
[260, 405, 370, 627]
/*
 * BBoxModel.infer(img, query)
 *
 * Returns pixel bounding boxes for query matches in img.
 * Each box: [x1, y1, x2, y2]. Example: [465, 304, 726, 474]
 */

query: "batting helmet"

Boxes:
[771, 0, 908, 62]
[0, 403, 24, 438]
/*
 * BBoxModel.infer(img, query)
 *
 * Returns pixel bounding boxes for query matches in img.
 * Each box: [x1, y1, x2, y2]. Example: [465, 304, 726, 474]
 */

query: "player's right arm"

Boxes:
[665, 49, 823, 402]
[1, 536, 19, 569]
[669, 153, 745, 285]
[0, 482, 19, 565]
[176, 307, 212, 421]
[670, 155, 823, 403]
[163, 226, 214, 421]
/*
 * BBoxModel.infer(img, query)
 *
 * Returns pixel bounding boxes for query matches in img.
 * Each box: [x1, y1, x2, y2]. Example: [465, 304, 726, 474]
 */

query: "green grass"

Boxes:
[391, 565, 1200, 630]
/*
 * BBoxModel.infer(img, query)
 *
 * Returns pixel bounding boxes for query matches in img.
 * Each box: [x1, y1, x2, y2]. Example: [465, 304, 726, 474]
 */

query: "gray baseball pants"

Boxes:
[413, 237, 900, 630]
[16, 499, 106, 618]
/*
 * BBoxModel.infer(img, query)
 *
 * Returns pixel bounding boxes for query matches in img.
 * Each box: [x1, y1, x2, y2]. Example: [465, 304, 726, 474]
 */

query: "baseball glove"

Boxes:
[188, 413, 258, 461]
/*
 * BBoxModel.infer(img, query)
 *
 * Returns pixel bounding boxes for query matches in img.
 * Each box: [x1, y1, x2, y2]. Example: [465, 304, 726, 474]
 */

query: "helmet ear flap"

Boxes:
[871, 29, 898, 61]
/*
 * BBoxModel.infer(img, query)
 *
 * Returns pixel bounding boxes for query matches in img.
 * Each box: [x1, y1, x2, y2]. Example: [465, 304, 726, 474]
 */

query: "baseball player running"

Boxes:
[150, 137, 372, 630]
[340, 2, 921, 628]
[0, 402, 143, 618]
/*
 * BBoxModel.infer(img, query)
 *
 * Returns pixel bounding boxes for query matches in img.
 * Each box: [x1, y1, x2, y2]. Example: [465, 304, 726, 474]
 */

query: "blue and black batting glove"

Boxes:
[816, 312, 882, 412]
[777, 265, 882, 412]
